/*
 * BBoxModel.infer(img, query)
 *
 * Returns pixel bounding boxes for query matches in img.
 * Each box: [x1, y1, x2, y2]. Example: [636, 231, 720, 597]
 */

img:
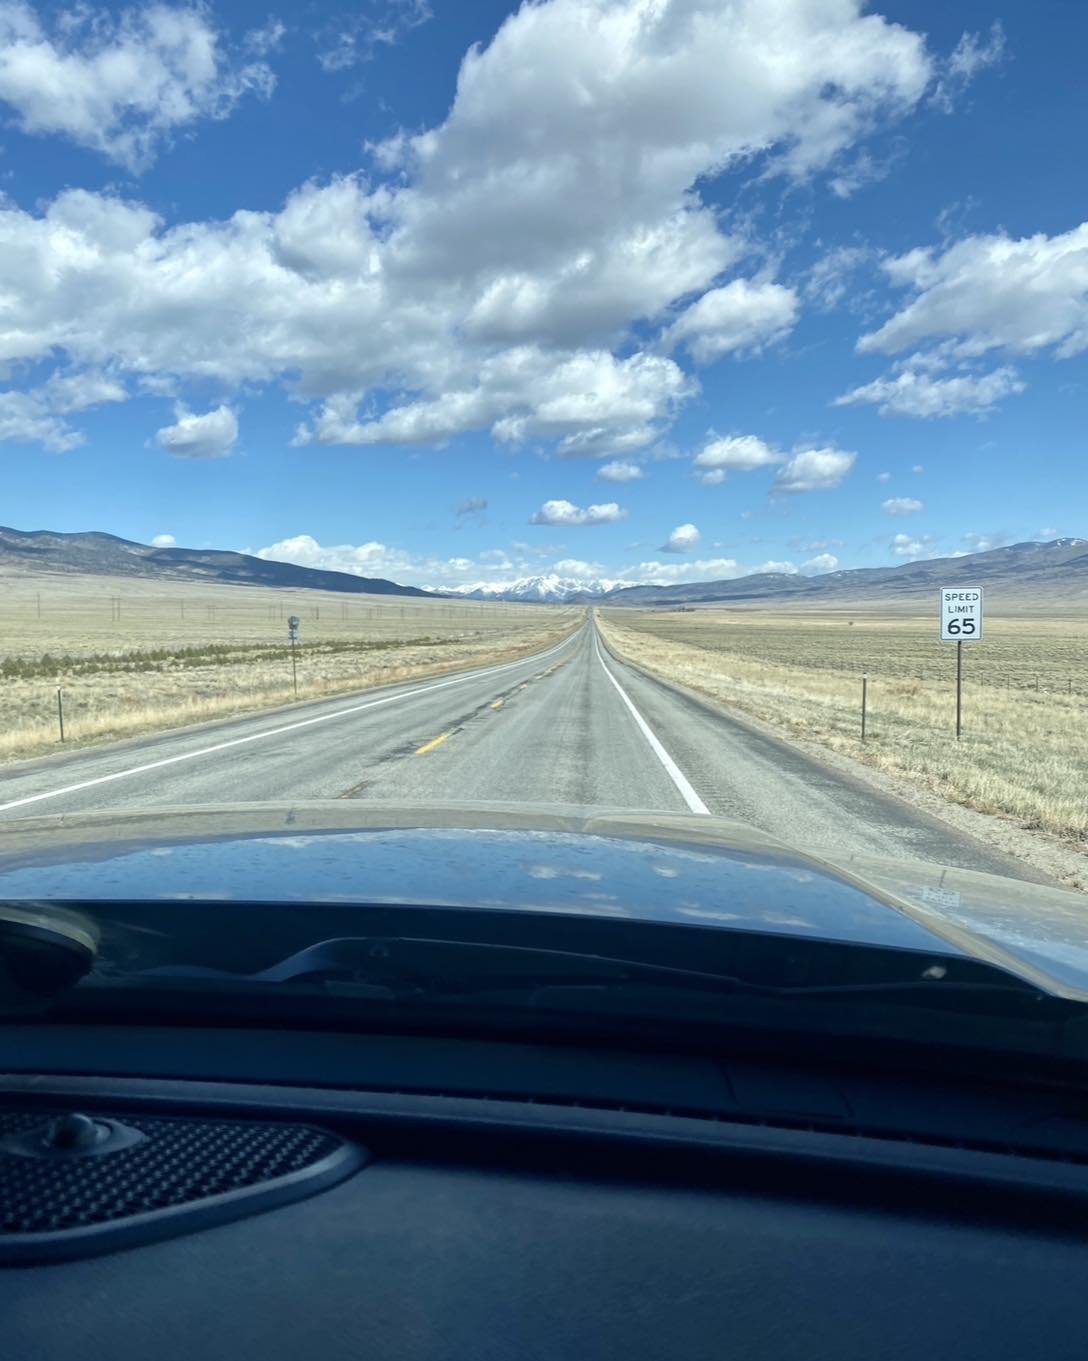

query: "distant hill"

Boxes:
[0, 526, 434, 598]
[601, 539, 1088, 608]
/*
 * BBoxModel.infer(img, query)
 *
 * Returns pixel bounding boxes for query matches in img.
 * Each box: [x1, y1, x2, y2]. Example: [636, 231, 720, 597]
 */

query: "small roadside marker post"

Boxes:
[861, 673, 868, 742]
[939, 588, 983, 740]
[56, 687, 65, 743]
[287, 616, 300, 698]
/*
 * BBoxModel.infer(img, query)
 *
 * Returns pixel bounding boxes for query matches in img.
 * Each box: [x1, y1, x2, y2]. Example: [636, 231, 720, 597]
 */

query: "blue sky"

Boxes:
[0, 0, 1085, 590]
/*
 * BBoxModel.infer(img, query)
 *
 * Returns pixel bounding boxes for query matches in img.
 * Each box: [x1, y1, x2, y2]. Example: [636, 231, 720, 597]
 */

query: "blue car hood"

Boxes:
[0, 802, 1085, 998]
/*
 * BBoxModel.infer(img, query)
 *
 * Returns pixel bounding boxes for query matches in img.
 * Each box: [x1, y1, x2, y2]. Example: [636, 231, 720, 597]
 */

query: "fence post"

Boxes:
[56, 687, 65, 742]
[861, 673, 868, 742]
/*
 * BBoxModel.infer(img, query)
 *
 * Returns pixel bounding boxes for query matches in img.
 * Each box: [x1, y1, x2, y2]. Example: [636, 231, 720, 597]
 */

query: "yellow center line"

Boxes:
[414, 732, 452, 756]
[490, 699, 504, 710]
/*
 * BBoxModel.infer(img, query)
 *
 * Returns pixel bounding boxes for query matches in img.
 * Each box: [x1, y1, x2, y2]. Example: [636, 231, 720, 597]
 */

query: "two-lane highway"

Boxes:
[0, 616, 1043, 879]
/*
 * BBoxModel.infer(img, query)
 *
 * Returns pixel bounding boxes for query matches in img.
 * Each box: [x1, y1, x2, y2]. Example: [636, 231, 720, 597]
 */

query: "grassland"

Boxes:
[0, 572, 580, 761]
[598, 607, 1088, 848]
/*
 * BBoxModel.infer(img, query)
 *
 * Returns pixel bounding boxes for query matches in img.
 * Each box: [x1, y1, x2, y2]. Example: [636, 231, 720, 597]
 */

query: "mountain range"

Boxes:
[451, 539, 1088, 607]
[1, 526, 1085, 609]
[0, 526, 433, 597]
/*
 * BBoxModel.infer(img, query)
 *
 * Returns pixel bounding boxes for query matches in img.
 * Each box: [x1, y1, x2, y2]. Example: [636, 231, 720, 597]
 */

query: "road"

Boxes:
[0, 616, 1041, 880]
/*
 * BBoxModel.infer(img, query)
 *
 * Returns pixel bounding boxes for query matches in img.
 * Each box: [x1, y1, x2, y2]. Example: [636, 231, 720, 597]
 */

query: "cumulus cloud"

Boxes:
[859, 223, 1088, 362]
[772, 447, 856, 493]
[456, 496, 487, 516]
[529, 499, 627, 527]
[666, 280, 798, 363]
[155, 404, 238, 459]
[912, 463, 924, 473]
[693, 434, 782, 484]
[835, 361, 1025, 417]
[891, 532, 934, 559]
[0, 2, 275, 171]
[150, 533, 176, 547]
[962, 531, 1007, 552]
[877, 471, 891, 483]
[882, 497, 924, 516]
[802, 553, 839, 574]
[0, 0, 941, 452]
[660, 523, 701, 554]
[596, 459, 644, 482]
[0, 367, 125, 451]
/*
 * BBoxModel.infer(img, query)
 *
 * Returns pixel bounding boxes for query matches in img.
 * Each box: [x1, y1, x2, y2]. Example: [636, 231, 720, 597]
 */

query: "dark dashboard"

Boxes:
[5, 1021, 1088, 1361]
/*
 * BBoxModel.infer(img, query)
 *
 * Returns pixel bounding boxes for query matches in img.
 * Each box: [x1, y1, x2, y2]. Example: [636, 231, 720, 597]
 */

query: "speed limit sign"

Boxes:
[940, 588, 983, 642]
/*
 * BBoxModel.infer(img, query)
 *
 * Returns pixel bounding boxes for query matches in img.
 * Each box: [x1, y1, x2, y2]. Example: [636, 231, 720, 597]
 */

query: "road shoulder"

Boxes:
[599, 630, 1087, 893]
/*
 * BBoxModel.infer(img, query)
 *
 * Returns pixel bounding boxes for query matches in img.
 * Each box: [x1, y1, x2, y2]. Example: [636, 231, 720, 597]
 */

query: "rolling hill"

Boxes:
[0, 526, 433, 597]
[600, 539, 1088, 609]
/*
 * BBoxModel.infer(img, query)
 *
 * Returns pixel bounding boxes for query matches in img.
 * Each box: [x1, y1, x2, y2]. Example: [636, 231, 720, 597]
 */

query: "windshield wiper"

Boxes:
[114, 934, 1045, 1006]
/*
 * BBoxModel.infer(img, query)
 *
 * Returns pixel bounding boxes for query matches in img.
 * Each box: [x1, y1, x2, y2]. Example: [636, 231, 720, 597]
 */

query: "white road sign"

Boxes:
[940, 587, 983, 641]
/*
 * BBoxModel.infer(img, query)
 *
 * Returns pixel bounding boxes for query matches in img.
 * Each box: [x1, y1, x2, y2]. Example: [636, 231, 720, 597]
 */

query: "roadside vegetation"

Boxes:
[598, 609, 1088, 847]
[0, 573, 580, 761]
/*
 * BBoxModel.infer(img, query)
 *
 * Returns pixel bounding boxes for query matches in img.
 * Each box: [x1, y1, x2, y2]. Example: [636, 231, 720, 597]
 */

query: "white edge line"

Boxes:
[0, 628, 584, 815]
[592, 629, 710, 816]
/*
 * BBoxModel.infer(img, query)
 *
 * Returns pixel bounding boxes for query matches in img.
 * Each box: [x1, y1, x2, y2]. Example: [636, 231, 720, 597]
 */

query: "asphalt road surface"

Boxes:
[0, 616, 1040, 879]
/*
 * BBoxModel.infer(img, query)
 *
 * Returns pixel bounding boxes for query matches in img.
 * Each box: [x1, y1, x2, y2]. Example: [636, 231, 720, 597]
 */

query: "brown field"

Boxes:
[0, 572, 581, 761]
[598, 607, 1088, 850]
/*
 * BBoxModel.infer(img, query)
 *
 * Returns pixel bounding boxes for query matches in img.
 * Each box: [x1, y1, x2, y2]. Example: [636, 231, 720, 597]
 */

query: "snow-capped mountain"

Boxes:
[444, 574, 621, 603]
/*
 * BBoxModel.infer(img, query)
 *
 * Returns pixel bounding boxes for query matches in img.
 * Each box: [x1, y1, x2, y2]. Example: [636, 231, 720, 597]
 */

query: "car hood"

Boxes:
[0, 802, 1085, 998]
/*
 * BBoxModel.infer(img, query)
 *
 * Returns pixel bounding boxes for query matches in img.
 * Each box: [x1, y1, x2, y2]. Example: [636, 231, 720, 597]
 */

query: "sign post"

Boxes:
[939, 588, 983, 739]
[287, 615, 300, 698]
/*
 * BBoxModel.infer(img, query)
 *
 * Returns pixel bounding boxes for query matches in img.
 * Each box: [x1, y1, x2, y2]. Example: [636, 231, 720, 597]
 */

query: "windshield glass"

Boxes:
[0, 0, 1085, 1034]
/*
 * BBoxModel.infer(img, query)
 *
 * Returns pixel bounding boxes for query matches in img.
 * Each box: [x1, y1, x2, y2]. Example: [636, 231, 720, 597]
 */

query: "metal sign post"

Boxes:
[939, 588, 983, 739]
[287, 615, 300, 698]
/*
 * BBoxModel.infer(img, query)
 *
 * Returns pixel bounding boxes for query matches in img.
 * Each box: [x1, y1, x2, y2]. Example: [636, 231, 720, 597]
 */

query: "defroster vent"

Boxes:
[0, 1107, 367, 1264]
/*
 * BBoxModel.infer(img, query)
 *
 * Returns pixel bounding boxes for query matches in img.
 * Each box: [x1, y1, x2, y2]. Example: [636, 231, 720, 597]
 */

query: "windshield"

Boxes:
[0, 1, 1085, 1042]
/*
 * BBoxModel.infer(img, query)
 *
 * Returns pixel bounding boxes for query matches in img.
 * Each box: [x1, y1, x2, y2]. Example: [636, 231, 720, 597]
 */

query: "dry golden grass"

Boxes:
[0, 571, 581, 761]
[598, 608, 1088, 847]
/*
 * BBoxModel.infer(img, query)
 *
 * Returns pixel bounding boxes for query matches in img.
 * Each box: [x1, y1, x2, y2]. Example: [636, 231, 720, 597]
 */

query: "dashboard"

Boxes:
[4, 1023, 1088, 1360]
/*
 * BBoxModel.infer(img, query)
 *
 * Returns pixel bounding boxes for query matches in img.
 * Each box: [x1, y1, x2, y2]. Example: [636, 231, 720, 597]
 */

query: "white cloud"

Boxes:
[1039, 528, 1059, 540]
[772, 447, 855, 493]
[150, 533, 176, 548]
[0, 366, 125, 451]
[155, 404, 238, 459]
[912, 463, 924, 473]
[596, 459, 644, 482]
[802, 553, 839, 574]
[660, 523, 701, 554]
[244, 18, 286, 57]
[456, 496, 487, 516]
[859, 223, 1088, 361]
[877, 471, 891, 483]
[804, 245, 871, 310]
[0, 2, 275, 171]
[891, 532, 934, 559]
[316, 0, 431, 72]
[962, 531, 1006, 553]
[931, 22, 1006, 112]
[529, 499, 627, 527]
[0, 0, 940, 451]
[882, 497, 924, 516]
[666, 280, 798, 363]
[693, 434, 782, 484]
[835, 362, 1025, 417]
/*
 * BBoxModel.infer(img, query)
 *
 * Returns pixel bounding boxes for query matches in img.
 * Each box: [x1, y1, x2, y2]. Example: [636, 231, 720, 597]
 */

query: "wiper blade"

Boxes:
[119, 934, 1044, 1005]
